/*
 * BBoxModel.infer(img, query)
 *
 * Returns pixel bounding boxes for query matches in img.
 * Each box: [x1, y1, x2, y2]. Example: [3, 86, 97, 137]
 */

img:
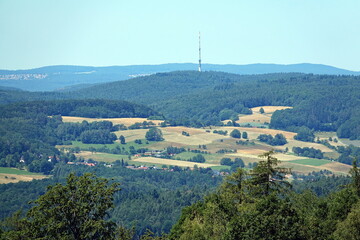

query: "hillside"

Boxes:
[1, 63, 359, 91]
[1, 71, 360, 139]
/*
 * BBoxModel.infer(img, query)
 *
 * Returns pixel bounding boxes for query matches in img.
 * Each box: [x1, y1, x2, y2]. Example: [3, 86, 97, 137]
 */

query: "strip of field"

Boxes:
[214, 126, 296, 139]
[76, 151, 128, 163]
[0, 167, 42, 175]
[0, 167, 48, 184]
[162, 127, 224, 145]
[288, 159, 331, 166]
[251, 106, 293, 114]
[226, 152, 307, 161]
[114, 129, 148, 141]
[237, 112, 271, 124]
[62, 116, 164, 127]
[280, 139, 335, 153]
[234, 106, 293, 125]
[339, 138, 360, 147]
[132, 157, 218, 168]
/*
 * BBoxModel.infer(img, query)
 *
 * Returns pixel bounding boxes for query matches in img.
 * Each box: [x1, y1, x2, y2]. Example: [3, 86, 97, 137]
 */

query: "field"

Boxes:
[132, 157, 218, 168]
[59, 109, 353, 175]
[76, 151, 129, 163]
[0, 167, 48, 184]
[62, 116, 164, 127]
[235, 106, 293, 125]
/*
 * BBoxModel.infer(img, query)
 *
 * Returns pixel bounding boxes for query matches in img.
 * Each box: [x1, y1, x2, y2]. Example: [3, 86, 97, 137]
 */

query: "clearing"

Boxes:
[62, 116, 164, 127]
[0, 167, 48, 184]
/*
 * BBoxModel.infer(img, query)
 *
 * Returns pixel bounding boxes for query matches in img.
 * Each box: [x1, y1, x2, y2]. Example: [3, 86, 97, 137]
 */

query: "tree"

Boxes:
[145, 127, 164, 141]
[119, 135, 126, 144]
[259, 107, 265, 114]
[6, 173, 120, 239]
[230, 129, 241, 139]
[220, 158, 233, 166]
[249, 151, 291, 196]
[350, 158, 360, 197]
[242, 131, 248, 139]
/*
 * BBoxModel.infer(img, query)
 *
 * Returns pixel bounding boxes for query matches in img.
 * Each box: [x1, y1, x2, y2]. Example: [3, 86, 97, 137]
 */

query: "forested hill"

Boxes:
[1, 63, 359, 91]
[73, 71, 294, 103]
[71, 71, 360, 138]
[1, 71, 360, 138]
[0, 99, 159, 118]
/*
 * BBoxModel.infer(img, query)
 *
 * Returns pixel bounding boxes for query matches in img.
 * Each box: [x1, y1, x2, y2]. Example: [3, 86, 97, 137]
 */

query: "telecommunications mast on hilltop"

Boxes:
[198, 32, 202, 72]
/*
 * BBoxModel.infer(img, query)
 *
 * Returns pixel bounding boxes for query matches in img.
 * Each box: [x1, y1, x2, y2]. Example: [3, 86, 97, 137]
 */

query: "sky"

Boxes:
[0, 0, 359, 70]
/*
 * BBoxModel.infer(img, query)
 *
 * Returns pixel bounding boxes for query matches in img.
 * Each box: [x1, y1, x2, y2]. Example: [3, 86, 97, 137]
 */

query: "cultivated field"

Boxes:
[132, 157, 218, 168]
[235, 106, 293, 125]
[62, 116, 164, 127]
[0, 167, 48, 184]
[251, 106, 293, 114]
[60, 112, 353, 175]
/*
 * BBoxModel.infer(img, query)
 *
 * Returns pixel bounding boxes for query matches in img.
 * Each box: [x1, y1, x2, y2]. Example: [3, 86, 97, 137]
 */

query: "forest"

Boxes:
[1, 151, 359, 239]
[0, 99, 157, 173]
[1, 71, 360, 138]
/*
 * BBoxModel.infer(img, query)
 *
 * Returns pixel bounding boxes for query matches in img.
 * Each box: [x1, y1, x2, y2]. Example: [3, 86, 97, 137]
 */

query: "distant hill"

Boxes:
[0, 63, 359, 91]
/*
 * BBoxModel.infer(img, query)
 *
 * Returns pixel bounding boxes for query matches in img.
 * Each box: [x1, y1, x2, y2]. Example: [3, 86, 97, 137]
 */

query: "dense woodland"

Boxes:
[0, 164, 221, 236]
[1, 152, 359, 239]
[0, 99, 157, 173]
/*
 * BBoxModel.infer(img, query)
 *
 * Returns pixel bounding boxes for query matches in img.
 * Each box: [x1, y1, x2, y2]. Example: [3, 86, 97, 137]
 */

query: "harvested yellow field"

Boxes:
[114, 129, 148, 141]
[237, 112, 271, 124]
[161, 127, 225, 145]
[0, 173, 48, 184]
[62, 116, 164, 127]
[227, 106, 292, 125]
[279, 162, 323, 174]
[281, 139, 334, 153]
[312, 162, 351, 174]
[164, 126, 206, 135]
[226, 152, 307, 161]
[251, 106, 293, 114]
[132, 157, 218, 168]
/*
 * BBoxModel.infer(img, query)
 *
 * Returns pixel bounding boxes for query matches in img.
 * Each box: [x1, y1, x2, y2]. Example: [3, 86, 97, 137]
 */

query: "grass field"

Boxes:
[339, 138, 360, 147]
[288, 159, 331, 166]
[0, 167, 48, 184]
[0, 167, 42, 175]
[233, 106, 293, 125]
[76, 151, 129, 163]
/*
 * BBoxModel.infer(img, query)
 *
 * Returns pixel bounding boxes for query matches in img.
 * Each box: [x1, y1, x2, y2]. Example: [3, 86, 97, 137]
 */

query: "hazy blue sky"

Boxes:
[1, 0, 359, 70]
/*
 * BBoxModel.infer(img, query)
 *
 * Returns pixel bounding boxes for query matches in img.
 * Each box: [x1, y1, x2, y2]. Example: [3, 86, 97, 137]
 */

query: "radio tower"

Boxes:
[198, 32, 202, 72]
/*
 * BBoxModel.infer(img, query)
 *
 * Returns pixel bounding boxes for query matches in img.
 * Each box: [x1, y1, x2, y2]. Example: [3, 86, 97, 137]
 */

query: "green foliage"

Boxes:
[294, 126, 315, 142]
[188, 154, 206, 163]
[145, 127, 164, 141]
[242, 131, 248, 139]
[220, 158, 232, 166]
[230, 129, 241, 138]
[249, 151, 291, 196]
[350, 159, 360, 197]
[0, 164, 222, 236]
[259, 107, 265, 114]
[292, 147, 324, 159]
[332, 201, 360, 239]
[257, 133, 287, 146]
[119, 135, 126, 144]
[3, 173, 120, 239]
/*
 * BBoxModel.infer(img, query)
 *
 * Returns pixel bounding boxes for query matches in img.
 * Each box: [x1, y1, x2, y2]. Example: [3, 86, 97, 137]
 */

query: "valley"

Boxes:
[60, 105, 351, 175]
